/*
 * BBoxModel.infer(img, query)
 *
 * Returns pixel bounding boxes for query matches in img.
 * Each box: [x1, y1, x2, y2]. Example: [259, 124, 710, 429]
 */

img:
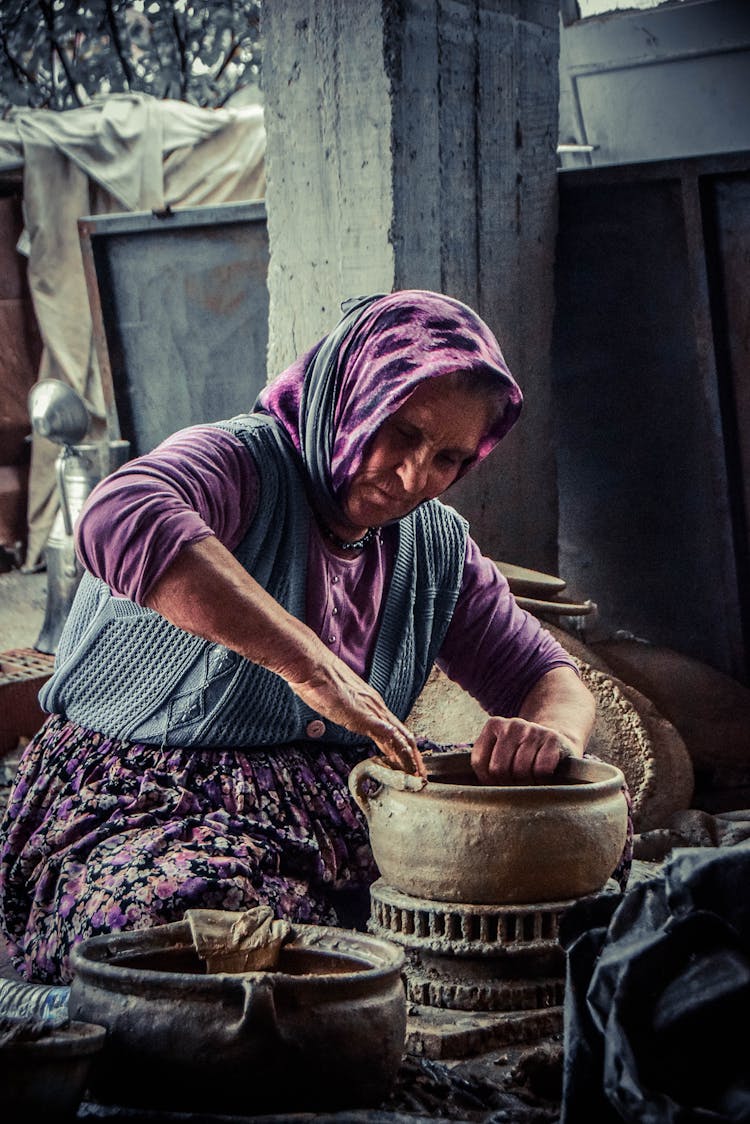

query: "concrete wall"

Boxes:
[262, 0, 561, 570]
[262, 3, 396, 371]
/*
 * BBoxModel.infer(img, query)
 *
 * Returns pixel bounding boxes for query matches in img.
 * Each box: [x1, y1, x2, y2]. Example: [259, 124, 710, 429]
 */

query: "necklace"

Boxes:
[318, 521, 379, 551]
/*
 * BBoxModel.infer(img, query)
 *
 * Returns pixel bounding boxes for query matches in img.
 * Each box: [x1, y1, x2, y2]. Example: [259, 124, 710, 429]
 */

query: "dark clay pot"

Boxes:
[0, 1021, 106, 1123]
[69, 921, 406, 1116]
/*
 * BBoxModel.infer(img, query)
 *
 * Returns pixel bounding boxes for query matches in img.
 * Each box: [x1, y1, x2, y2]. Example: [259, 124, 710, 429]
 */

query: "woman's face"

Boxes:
[340, 379, 494, 535]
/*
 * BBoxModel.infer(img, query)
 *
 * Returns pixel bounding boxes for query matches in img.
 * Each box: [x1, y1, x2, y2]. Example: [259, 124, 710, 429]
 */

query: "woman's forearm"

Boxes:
[143, 537, 424, 775]
[517, 665, 596, 757]
[144, 536, 322, 680]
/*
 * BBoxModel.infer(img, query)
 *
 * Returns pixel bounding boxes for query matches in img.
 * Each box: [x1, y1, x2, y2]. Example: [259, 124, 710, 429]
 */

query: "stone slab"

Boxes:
[405, 1003, 563, 1060]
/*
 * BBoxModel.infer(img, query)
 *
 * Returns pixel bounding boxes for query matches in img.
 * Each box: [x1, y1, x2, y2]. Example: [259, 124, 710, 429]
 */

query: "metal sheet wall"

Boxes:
[80, 201, 269, 457]
[552, 152, 750, 681]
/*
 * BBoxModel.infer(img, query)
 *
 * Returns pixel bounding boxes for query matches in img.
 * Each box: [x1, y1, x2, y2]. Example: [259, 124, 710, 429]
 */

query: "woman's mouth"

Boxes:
[370, 489, 415, 517]
[346, 483, 410, 525]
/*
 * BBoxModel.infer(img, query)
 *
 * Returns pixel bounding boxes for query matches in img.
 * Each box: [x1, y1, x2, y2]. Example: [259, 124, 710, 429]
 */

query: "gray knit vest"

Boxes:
[40, 415, 468, 748]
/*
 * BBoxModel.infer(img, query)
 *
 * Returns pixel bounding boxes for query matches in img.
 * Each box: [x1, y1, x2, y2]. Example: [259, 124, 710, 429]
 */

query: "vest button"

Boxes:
[306, 719, 326, 739]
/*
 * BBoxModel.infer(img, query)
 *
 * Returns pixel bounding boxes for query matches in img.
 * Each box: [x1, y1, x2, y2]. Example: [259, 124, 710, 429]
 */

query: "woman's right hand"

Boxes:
[283, 652, 426, 778]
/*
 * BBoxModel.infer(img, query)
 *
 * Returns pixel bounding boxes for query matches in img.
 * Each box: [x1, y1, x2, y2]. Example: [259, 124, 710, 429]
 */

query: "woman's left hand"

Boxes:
[471, 716, 574, 784]
[469, 666, 595, 785]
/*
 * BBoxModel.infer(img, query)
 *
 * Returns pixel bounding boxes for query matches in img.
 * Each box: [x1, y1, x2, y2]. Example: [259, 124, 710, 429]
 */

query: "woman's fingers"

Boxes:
[286, 657, 425, 776]
[370, 720, 426, 778]
[471, 717, 568, 784]
[342, 707, 425, 778]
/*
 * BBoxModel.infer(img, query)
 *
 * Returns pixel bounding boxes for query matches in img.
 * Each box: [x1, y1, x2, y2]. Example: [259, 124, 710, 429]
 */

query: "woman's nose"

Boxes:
[396, 452, 429, 495]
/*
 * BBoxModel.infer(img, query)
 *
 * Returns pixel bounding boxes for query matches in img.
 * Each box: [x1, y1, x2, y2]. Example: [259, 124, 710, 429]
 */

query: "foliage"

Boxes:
[0, 0, 262, 117]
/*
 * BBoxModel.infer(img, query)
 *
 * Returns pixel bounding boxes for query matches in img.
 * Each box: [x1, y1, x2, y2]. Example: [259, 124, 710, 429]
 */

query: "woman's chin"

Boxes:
[345, 487, 408, 528]
[345, 501, 416, 529]
[346, 501, 395, 529]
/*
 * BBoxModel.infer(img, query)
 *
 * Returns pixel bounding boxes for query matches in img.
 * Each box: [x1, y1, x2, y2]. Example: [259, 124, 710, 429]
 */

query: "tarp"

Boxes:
[0, 92, 266, 570]
[560, 841, 750, 1123]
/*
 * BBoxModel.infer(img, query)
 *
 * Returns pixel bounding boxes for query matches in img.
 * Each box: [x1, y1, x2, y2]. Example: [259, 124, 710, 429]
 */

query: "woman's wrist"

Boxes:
[517, 667, 595, 757]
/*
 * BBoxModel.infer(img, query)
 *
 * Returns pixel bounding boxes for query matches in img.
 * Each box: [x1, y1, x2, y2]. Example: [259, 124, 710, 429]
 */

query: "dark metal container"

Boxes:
[0, 1021, 105, 1123]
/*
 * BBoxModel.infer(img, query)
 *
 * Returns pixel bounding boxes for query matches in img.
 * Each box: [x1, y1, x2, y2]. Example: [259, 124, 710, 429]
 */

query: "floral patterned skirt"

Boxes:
[0, 714, 379, 984]
[0, 717, 633, 987]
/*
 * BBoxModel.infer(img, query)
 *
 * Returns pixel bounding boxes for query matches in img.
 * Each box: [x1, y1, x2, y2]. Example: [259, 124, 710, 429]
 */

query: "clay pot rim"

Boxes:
[515, 595, 595, 616]
[494, 560, 567, 598]
[421, 751, 625, 798]
[70, 921, 405, 992]
[0, 1020, 106, 1057]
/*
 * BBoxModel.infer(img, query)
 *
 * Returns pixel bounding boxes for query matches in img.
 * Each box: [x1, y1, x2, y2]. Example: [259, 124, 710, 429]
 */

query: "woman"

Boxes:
[0, 290, 597, 984]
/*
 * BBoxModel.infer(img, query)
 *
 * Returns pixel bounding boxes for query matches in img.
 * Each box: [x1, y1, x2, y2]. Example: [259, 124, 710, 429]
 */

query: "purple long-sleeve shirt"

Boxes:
[76, 426, 575, 717]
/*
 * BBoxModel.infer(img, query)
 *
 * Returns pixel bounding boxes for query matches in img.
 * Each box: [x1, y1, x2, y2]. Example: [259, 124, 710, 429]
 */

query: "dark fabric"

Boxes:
[560, 843, 750, 1124]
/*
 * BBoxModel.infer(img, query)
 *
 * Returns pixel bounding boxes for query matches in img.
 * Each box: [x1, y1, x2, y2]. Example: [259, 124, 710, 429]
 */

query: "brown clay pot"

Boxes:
[349, 752, 628, 905]
[69, 921, 406, 1116]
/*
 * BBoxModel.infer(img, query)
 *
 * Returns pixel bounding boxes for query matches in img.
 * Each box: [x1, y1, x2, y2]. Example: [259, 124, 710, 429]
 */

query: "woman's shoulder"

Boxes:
[214, 412, 283, 441]
[219, 412, 307, 480]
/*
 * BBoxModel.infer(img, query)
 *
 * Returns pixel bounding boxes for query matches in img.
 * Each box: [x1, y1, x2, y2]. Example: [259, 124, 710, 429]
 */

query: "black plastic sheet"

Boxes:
[560, 844, 750, 1123]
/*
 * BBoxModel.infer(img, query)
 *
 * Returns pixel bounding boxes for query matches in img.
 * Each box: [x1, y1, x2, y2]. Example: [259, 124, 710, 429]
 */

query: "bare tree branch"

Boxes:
[38, 0, 83, 108]
[105, 0, 135, 89]
[171, 6, 188, 102]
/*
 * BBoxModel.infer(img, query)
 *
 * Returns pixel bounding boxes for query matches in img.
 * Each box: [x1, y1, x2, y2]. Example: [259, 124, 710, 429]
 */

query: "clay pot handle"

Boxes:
[237, 976, 283, 1040]
[348, 757, 426, 815]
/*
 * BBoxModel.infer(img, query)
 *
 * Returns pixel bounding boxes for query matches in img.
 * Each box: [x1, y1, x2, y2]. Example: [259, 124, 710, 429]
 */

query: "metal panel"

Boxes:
[79, 200, 269, 457]
[574, 49, 750, 166]
[558, 0, 750, 169]
[552, 152, 748, 680]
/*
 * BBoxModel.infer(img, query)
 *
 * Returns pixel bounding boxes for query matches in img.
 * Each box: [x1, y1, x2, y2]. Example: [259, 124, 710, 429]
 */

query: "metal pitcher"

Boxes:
[28, 380, 130, 655]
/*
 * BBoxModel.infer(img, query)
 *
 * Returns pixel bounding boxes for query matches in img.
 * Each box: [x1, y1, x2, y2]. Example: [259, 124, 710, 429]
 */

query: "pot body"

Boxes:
[0, 1022, 105, 1124]
[69, 921, 406, 1115]
[349, 753, 628, 904]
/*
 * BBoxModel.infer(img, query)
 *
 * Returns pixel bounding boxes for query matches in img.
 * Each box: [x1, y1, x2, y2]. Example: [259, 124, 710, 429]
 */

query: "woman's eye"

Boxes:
[395, 426, 418, 442]
[437, 452, 459, 467]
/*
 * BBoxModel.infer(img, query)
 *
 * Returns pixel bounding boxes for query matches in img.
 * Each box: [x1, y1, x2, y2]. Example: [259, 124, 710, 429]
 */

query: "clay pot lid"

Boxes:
[494, 561, 567, 599]
[515, 594, 595, 617]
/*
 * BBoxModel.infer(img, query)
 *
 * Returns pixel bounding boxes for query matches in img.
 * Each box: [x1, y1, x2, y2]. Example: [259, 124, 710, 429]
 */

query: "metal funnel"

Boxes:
[28, 379, 90, 446]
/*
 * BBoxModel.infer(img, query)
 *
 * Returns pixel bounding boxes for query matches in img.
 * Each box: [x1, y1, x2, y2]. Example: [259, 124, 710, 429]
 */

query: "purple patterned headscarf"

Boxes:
[254, 290, 522, 529]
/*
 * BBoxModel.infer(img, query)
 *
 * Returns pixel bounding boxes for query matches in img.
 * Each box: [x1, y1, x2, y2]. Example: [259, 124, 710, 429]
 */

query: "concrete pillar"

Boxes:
[263, 0, 560, 571]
